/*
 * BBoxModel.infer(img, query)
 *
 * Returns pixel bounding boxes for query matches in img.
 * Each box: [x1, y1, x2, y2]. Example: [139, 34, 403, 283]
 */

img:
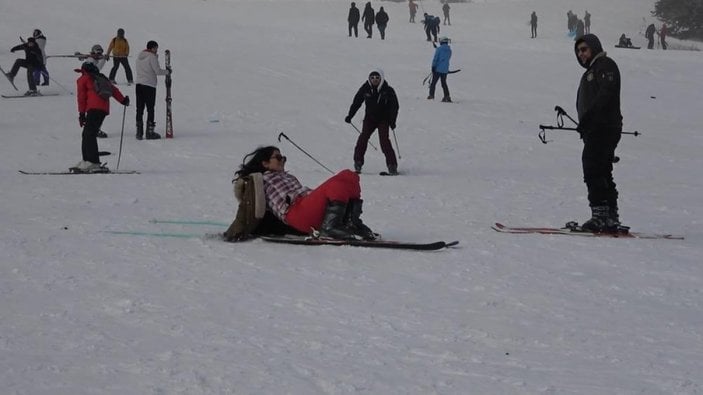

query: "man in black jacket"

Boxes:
[574, 34, 623, 232]
[5, 37, 43, 95]
[375, 7, 389, 40]
[348, 2, 360, 38]
[362, 2, 375, 39]
[345, 69, 399, 175]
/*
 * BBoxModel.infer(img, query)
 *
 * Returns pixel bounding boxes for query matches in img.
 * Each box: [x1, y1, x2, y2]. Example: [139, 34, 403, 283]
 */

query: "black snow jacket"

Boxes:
[347, 71, 399, 125]
[362, 3, 375, 25]
[348, 5, 360, 24]
[575, 34, 622, 133]
[11, 42, 43, 68]
[375, 8, 389, 26]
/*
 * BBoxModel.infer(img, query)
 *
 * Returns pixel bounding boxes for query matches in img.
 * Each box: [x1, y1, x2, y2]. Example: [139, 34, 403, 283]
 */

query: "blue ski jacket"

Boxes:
[431, 43, 452, 74]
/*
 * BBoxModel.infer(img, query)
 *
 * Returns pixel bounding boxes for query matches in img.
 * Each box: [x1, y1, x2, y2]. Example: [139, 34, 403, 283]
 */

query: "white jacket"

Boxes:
[135, 50, 168, 88]
[35, 37, 47, 65]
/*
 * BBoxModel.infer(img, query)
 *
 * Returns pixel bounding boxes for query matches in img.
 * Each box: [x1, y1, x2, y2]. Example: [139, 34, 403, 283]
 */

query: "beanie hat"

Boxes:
[146, 40, 158, 49]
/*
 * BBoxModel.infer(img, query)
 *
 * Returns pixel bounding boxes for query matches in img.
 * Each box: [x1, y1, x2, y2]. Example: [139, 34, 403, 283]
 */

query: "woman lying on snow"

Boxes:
[224, 145, 376, 242]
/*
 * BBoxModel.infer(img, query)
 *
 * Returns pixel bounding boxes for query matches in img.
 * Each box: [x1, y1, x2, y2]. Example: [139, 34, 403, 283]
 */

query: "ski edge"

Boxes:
[19, 170, 140, 175]
[260, 235, 458, 250]
[492, 223, 684, 240]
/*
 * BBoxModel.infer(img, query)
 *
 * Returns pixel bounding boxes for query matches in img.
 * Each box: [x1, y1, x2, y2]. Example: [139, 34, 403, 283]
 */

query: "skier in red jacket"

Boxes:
[73, 62, 129, 173]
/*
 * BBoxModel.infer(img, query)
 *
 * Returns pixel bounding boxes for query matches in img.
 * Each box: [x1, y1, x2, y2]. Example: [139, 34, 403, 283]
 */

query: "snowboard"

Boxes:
[0, 64, 19, 91]
[260, 235, 459, 251]
[614, 45, 641, 49]
[492, 222, 683, 240]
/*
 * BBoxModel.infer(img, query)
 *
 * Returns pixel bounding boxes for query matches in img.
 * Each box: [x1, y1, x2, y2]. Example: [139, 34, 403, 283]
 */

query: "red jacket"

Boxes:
[76, 70, 125, 114]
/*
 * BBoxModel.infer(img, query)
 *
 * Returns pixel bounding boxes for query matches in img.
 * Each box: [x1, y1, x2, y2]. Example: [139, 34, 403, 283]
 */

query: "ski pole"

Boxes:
[392, 128, 402, 159]
[277, 132, 334, 174]
[47, 75, 72, 95]
[116, 105, 127, 170]
[349, 122, 378, 150]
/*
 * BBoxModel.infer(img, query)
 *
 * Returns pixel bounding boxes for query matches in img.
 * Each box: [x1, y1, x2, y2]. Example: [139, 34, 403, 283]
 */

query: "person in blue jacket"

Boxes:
[428, 36, 452, 102]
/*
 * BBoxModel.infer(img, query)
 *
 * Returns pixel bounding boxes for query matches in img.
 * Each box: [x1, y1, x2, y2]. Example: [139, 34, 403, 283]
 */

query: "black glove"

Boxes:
[166, 67, 172, 75]
[344, 115, 352, 124]
[78, 113, 86, 127]
[389, 121, 396, 130]
[431, 67, 436, 74]
[122, 96, 130, 107]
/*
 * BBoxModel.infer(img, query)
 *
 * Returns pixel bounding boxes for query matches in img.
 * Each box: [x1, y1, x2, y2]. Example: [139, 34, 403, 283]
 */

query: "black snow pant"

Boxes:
[349, 22, 358, 37]
[82, 110, 107, 164]
[531, 24, 537, 38]
[364, 22, 373, 38]
[429, 72, 449, 99]
[108, 57, 133, 83]
[582, 129, 621, 207]
[378, 24, 387, 40]
[647, 37, 654, 49]
[354, 118, 397, 169]
[136, 84, 157, 126]
[9, 59, 36, 91]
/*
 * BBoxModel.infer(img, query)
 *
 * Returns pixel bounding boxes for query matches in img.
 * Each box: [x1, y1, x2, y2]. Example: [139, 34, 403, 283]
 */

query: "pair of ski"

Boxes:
[0, 64, 59, 97]
[492, 222, 683, 240]
[108, 219, 459, 251]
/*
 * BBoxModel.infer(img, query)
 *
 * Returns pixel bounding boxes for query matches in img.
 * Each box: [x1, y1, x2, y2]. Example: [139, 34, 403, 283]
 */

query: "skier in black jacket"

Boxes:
[362, 2, 375, 38]
[345, 69, 399, 175]
[574, 34, 623, 232]
[375, 7, 389, 40]
[348, 2, 360, 38]
[4, 37, 43, 95]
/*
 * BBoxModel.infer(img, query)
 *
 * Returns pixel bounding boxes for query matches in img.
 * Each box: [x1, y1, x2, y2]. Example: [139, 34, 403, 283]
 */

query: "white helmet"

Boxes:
[439, 36, 450, 44]
[91, 44, 104, 54]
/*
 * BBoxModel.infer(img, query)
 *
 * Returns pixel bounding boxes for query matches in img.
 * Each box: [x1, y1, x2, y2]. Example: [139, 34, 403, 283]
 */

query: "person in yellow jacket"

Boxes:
[105, 28, 133, 84]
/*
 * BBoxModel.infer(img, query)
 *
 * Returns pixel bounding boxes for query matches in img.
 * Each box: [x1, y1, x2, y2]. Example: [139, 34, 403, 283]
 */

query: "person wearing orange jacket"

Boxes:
[105, 28, 133, 84]
[73, 62, 129, 173]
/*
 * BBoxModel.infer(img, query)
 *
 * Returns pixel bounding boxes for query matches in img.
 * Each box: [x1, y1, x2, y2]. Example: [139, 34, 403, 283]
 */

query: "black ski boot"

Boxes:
[386, 164, 398, 175]
[354, 162, 363, 174]
[136, 122, 144, 140]
[319, 201, 355, 240]
[145, 122, 161, 140]
[581, 205, 617, 233]
[345, 199, 376, 240]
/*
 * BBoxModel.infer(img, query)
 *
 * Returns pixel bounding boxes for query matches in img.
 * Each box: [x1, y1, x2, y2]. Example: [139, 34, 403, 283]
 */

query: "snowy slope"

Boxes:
[1, 0, 702, 394]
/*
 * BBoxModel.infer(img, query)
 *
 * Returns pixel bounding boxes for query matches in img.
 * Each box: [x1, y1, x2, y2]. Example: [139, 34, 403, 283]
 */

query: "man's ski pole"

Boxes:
[277, 132, 334, 174]
[349, 122, 378, 150]
[392, 128, 401, 159]
[116, 105, 127, 170]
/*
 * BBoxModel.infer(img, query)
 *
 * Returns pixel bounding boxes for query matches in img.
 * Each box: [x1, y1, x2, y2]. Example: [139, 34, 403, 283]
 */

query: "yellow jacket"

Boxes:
[107, 37, 129, 57]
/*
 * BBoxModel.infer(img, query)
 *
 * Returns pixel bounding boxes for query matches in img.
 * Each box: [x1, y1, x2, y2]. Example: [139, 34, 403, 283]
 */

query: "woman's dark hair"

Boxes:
[234, 146, 279, 178]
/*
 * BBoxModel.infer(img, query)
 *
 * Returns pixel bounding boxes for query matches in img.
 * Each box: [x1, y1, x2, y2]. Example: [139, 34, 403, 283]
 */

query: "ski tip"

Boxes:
[444, 240, 460, 248]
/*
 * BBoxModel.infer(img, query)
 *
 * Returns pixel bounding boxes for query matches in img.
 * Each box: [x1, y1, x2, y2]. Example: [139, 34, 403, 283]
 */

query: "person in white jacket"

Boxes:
[135, 40, 170, 140]
[31, 29, 50, 86]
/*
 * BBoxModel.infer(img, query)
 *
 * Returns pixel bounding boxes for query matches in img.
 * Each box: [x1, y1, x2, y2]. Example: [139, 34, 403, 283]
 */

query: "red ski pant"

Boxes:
[285, 169, 361, 233]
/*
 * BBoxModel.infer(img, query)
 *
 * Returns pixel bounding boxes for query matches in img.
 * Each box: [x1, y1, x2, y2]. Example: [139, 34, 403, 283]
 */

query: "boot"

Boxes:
[345, 199, 376, 240]
[319, 201, 355, 240]
[136, 122, 144, 140]
[441, 96, 452, 103]
[386, 164, 398, 175]
[354, 162, 362, 174]
[581, 205, 611, 233]
[427, 95, 434, 100]
[145, 122, 161, 140]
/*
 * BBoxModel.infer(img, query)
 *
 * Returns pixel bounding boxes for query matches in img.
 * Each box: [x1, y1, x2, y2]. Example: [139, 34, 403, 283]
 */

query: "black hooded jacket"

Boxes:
[347, 70, 399, 125]
[348, 4, 360, 24]
[575, 34, 622, 132]
[11, 41, 43, 68]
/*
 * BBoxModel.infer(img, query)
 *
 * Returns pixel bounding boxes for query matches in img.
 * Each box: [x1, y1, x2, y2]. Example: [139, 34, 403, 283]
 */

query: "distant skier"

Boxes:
[78, 45, 107, 71]
[645, 23, 656, 49]
[31, 29, 50, 86]
[423, 13, 440, 42]
[584, 10, 591, 34]
[106, 28, 134, 84]
[348, 2, 360, 38]
[575, 18, 585, 41]
[428, 36, 452, 103]
[375, 7, 389, 40]
[362, 2, 375, 38]
[618, 34, 633, 48]
[135, 40, 170, 140]
[74, 62, 129, 173]
[408, 0, 419, 23]
[442, 1, 451, 26]
[660, 23, 668, 50]
[4, 37, 43, 95]
[344, 69, 399, 175]
[530, 11, 538, 38]
[574, 34, 623, 232]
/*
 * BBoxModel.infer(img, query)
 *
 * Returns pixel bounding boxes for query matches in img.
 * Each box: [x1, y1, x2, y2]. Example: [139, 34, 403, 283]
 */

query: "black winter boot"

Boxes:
[145, 122, 161, 140]
[319, 201, 355, 240]
[136, 122, 144, 140]
[581, 205, 612, 233]
[345, 199, 376, 240]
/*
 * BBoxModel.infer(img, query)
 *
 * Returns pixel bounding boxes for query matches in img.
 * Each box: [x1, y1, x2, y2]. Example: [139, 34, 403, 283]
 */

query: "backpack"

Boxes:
[91, 72, 113, 100]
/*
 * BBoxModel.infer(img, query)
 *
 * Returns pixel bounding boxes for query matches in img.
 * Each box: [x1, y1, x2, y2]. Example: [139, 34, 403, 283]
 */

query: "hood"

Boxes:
[574, 34, 604, 68]
[367, 68, 385, 88]
[138, 50, 153, 61]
